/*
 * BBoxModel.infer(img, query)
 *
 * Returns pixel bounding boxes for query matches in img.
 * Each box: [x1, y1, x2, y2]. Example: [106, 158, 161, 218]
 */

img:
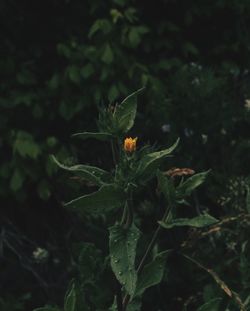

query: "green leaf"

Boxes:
[51, 155, 112, 186]
[246, 186, 250, 214]
[10, 169, 25, 191]
[102, 44, 114, 64]
[48, 73, 60, 90]
[109, 223, 140, 296]
[136, 139, 179, 182]
[33, 307, 60, 311]
[88, 19, 112, 38]
[134, 250, 170, 297]
[159, 214, 218, 229]
[65, 185, 125, 216]
[108, 84, 120, 102]
[176, 171, 210, 198]
[71, 131, 114, 141]
[110, 9, 123, 23]
[197, 298, 222, 311]
[78, 243, 102, 285]
[157, 170, 176, 205]
[64, 283, 76, 311]
[67, 65, 80, 84]
[128, 26, 149, 48]
[13, 131, 40, 159]
[80, 63, 94, 79]
[114, 88, 144, 134]
[37, 180, 51, 201]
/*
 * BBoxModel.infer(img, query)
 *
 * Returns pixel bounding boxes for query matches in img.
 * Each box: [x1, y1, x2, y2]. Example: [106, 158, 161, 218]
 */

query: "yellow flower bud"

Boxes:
[124, 137, 137, 153]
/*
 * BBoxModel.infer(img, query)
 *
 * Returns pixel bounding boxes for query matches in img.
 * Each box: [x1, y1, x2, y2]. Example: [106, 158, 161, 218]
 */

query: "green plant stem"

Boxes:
[122, 205, 172, 310]
[137, 205, 171, 273]
[120, 202, 128, 226]
[115, 281, 123, 311]
[124, 198, 133, 229]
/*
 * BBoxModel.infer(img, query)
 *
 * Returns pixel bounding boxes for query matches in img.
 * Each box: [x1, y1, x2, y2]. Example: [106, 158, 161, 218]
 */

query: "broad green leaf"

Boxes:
[65, 185, 125, 216]
[102, 43, 114, 64]
[246, 186, 250, 214]
[157, 170, 176, 205]
[159, 214, 218, 229]
[109, 223, 140, 296]
[176, 171, 210, 198]
[72, 131, 114, 141]
[13, 131, 40, 159]
[128, 26, 149, 48]
[134, 250, 170, 297]
[136, 139, 179, 182]
[64, 283, 76, 311]
[88, 19, 112, 38]
[197, 298, 222, 311]
[51, 155, 112, 186]
[68, 65, 80, 84]
[114, 87, 144, 134]
[80, 63, 94, 79]
[10, 169, 25, 191]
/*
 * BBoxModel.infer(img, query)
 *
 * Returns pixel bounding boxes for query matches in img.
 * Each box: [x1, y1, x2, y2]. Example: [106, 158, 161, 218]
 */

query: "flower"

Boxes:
[161, 124, 171, 133]
[124, 137, 137, 153]
[33, 247, 49, 263]
[165, 167, 195, 177]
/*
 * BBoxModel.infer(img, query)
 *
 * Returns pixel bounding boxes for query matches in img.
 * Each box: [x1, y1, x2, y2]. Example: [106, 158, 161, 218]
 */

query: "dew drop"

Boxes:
[119, 271, 122, 275]
[115, 259, 119, 263]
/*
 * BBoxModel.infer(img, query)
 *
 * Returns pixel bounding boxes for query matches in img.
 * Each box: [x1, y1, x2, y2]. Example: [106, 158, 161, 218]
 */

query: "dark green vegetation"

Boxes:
[1, 0, 250, 310]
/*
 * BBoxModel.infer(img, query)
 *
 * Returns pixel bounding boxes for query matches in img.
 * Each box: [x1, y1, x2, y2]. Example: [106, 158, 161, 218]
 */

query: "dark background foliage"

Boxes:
[1, 0, 250, 310]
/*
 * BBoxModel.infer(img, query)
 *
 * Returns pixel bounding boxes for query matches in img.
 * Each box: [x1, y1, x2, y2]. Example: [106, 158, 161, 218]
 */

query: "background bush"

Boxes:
[1, 0, 250, 310]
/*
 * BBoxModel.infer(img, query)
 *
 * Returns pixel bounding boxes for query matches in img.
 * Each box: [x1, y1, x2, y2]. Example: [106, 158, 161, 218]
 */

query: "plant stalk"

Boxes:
[122, 205, 172, 310]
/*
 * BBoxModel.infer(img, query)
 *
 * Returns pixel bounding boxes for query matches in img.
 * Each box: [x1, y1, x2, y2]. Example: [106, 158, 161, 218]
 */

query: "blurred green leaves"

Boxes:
[13, 131, 40, 159]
